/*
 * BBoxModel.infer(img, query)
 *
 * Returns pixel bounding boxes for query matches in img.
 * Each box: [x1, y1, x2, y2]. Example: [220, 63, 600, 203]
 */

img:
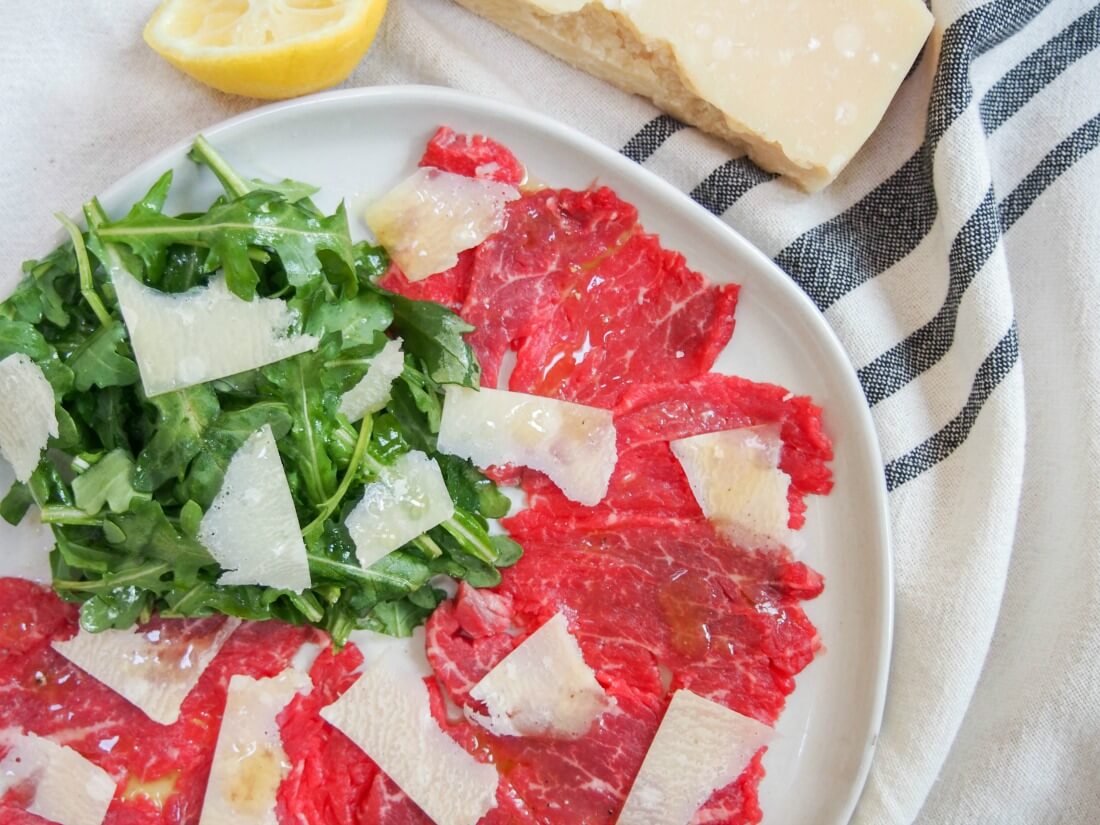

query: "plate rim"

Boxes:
[89, 84, 893, 825]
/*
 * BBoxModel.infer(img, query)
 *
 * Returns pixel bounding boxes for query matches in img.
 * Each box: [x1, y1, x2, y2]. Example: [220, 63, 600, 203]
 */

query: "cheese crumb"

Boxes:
[112, 272, 318, 398]
[321, 649, 499, 825]
[365, 168, 519, 281]
[468, 612, 609, 738]
[618, 690, 773, 825]
[0, 731, 116, 825]
[670, 425, 793, 548]
[437, 386, 618, 506]
[0, 353, 58, 482]
[51, 617, 240, 725]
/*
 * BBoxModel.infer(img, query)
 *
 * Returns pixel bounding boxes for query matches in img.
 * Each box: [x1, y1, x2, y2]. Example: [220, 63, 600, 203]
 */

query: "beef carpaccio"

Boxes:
[0, 128, 832, 825]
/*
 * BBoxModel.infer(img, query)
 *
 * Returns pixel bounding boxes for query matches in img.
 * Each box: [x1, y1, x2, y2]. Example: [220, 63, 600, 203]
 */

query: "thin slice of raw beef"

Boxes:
[423, 517, 822, 825]
[508, 233, 739, 407]
[420, 126, 527, 186]
[461, 187, 639, 386]
[379, 248, 475, 315]
[515, 373, 835, 532]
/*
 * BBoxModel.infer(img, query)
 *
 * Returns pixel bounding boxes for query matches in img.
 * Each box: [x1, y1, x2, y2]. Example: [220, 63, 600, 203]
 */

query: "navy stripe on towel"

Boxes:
[884, 324, 1019, 490]
[860, 111, 1100, 407]
[621, 115, 687, 164]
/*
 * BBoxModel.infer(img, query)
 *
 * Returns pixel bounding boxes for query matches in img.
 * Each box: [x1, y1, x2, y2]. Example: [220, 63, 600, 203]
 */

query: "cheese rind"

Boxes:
[344, 450, 455, 568]
[0, 730, 116, 825]
[320, 648, 499, 825]
[112, 272, 318, 397]
[454, 0, 934, 190]
[338, 337, 405, 422]
[618, 690, 773, 825]
[51, 617, 240, 725]
[468, 612, 609, 738]
[199, 668, 310, 825]
[0, 353, 58, 483]
[198, 424, 312, 592]
[366, 167, 519, 281]
[670, 425, 792, 548]
[438, 386, 617, 506]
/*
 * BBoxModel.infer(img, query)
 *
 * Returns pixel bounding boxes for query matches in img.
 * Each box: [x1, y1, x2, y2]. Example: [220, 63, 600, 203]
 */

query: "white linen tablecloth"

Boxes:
[2, 1, 1099, 823]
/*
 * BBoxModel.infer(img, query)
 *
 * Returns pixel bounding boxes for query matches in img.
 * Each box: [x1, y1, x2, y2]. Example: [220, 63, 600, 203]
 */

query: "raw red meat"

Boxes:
[420, 126, 527, 186]
[516, 373, 835, 532]
[276, 643, 381, 823]
[423, 517, 819, 824]
[0, 581, 317, 825]
[508, 233, 739, 407]
[461, 187, 639, 387]
[379, 249, 475, 315]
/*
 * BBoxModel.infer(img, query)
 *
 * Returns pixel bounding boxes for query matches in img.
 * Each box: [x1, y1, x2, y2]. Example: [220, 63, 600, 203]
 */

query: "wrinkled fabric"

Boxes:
[1, 1, 1098, 823]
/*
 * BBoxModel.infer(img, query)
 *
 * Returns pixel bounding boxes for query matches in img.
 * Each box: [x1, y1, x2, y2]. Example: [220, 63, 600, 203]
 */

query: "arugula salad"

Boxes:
[0, 137, 521, 645]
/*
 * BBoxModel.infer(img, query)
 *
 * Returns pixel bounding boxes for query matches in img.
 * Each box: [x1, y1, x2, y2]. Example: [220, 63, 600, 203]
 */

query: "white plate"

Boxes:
[0, 86, 891, 825]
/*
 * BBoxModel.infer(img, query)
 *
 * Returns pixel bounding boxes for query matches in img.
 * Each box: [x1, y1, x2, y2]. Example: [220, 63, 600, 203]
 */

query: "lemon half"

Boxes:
[144, 0, 388, 99]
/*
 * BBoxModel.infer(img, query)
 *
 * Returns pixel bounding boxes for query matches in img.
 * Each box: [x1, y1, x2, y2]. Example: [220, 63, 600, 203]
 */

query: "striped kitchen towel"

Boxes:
[2, 0, 1098, 822]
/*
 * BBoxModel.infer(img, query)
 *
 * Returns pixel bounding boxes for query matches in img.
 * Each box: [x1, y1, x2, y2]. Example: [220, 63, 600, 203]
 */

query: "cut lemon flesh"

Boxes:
[144, 0, 388, 99]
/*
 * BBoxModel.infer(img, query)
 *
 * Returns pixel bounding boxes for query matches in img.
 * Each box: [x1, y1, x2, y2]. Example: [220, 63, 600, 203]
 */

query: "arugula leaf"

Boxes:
[72, 450, 149, 515]
[0, 317, 75, 396]
[134, 386, 220, 493]
[0, 482, 34, 525]
[298, 286, 393, 347]
[4, 245, 77, 327]
[79, 587, 153, 632]
[260, 353, 337, 508]
[383, 289, 480, 387]
[65, 321, 139, 391]
[98, 191, 357, 301]
[368, 599, 435, 637]
[105, 499, 215, 577]
[437, 453, 511, 519]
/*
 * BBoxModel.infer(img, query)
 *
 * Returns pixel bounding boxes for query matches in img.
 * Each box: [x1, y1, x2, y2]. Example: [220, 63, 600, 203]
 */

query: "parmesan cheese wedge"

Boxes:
[112, 272, 318, 398]
[454, 0, 934, 190]
[365, 167, 519, 281]
[468, 612, 608, 738]
[320, 648, 499, 825]
[51, 617, 240, 726]
[199, 668, 311, 825]
[618, 690, 773, 825]
[198, 424, 312, 593]
[0, 730, 116, 825]
[437, 386, 617, 506]
[0, 353, 58, 483]
[344, 450, 455, 568]
[670, 425, 793, 549]
[338, 337, 405, 422]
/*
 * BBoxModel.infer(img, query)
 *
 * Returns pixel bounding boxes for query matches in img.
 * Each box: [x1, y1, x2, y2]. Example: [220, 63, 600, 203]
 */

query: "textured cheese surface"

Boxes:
[199, 668, 310, 825]
[0, 353, 58, 483]
[671, 425, 792, 548]
[338, 337, 405, 422]
[468, 612, 609, 738]
[199, 424, 312, 592]
[0, 730, 116, 825]
[51, 618, 240, 725]
[618, 690, 773, 825]
[345, 450, 455, 568]
[320, 648, 499, 825]
[438, 386, 617, 506]
[366, 167, 519, 281]
[112, 272, 318, 397]
[456, 0, 933, 189]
